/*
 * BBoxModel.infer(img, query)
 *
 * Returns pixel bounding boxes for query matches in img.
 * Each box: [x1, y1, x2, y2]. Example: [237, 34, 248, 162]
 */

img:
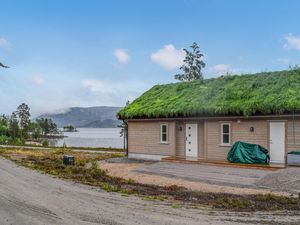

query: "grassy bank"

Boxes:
[0, 148, 299, 212]
[0, 144, 124, 152]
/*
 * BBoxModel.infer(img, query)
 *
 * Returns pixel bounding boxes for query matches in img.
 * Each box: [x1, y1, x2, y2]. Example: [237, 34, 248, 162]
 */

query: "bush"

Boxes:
[42, 139, 49, 147]
[12, 138, 25, 145]
[0, 136, 25, 145]
[0, 135, 11, 144]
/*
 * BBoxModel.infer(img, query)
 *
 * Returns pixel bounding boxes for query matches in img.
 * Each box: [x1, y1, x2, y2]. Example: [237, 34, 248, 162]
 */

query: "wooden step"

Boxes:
[162, 156, 283, 170]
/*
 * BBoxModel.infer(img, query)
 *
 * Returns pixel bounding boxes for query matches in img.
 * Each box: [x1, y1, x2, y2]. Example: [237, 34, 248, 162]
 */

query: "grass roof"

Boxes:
[118, 70, 300, 119]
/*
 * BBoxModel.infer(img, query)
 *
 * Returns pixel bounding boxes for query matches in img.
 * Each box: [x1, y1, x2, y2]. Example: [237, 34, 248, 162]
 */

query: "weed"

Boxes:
[171, 202, 182, 209]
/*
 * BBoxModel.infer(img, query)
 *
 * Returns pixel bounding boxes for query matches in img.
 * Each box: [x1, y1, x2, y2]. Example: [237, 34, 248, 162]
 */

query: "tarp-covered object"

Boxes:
[227, 141, 270, 164]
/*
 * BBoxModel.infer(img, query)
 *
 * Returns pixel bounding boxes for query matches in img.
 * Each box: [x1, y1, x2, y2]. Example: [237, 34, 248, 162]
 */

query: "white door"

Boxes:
[186, 123, 198, 159]
[269, 122, 285, 164]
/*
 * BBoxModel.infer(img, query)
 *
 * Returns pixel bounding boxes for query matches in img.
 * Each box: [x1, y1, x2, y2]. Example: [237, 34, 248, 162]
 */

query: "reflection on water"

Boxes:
[49, 128, 123, 148]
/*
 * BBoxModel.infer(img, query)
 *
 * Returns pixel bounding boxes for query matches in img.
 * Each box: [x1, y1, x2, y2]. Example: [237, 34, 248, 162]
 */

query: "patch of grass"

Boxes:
[118, 69, 300, 119]
[216, 197, 255, 210]
[72, 146, 124, 152]
[0, 144, 124, 152]
[142, 195, 167, 201]
[1, 148, 299, 212]
[121, 193, 129, 197]
[171, 202, 182, 209]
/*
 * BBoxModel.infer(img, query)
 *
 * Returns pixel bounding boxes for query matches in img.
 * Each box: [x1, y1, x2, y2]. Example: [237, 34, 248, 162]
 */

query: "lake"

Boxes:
[49, 128, 124, 149]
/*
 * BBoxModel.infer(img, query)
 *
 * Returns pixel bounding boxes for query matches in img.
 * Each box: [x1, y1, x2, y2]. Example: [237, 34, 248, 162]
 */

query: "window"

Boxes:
[221, 123, 231, 145]
[160, 124, 168, 143]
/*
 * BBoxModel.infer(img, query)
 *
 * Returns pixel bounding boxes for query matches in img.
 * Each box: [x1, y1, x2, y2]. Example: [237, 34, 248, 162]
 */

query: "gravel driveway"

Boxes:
[134, 161, 300, 194]
[1, 157, 300, 225]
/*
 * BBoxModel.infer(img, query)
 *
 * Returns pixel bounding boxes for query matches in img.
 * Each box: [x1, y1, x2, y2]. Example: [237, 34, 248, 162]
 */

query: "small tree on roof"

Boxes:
[175, 42, 205, 82]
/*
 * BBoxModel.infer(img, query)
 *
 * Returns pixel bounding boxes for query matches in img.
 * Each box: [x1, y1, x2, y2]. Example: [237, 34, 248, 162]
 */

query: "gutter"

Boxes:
[123, 114, 300, 122]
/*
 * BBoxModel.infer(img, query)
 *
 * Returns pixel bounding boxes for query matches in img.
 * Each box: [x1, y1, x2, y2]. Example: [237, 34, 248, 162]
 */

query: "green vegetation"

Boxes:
[118, 100, 129, 153]
[119, 69, 300, 119]
[0, 144, 124, 152]
[16, 103, 31, 138]
[175, 42, 205, 82]
[36, 118, 59, 136]
[0, 148, 299, 211]
[0, 103, 60, 145]
[63, 125, 77, 132]
[42, 139, 49, 147]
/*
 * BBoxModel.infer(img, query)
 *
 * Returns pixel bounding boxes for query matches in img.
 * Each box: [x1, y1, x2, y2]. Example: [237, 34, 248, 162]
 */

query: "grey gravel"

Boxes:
[134, 162, 300, 194]
[106, 157, 157, 164]
[255, 167, 300, 194]
[1, 157, 300, 225]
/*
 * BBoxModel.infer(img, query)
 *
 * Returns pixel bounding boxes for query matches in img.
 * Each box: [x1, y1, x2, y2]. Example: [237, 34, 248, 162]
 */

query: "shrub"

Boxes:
[0, 136, 25, 145]
[12, 138, 25, 145]
[42, 139, 49, 147]
[0, 135, 11, 144]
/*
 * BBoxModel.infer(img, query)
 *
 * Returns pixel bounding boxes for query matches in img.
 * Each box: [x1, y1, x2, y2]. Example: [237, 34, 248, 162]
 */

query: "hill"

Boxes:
[37, 106, 122, 128]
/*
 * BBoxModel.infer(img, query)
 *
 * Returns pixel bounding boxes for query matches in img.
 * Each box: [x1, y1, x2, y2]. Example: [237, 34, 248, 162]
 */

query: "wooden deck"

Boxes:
[162, 156, 285, 170]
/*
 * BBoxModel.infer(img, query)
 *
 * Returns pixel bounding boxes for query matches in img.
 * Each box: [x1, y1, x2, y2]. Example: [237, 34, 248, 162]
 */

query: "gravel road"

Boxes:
[0, 157, 300, 225]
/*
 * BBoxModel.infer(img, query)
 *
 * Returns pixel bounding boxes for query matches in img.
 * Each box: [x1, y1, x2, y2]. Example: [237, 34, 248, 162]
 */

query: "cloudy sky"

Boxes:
[1, 0, 300, 116]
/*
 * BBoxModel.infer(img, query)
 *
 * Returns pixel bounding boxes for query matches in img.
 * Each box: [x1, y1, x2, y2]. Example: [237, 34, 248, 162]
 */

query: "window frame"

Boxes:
[220, 122, 231, 146]
[160, 123, 168, 144]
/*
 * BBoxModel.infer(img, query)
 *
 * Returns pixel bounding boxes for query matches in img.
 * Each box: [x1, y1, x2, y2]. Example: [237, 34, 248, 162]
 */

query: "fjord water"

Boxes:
[49, 128, 123, 148]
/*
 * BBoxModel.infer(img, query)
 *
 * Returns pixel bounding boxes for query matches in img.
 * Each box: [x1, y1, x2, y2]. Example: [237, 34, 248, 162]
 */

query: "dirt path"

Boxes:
[0, 157, 300, 225]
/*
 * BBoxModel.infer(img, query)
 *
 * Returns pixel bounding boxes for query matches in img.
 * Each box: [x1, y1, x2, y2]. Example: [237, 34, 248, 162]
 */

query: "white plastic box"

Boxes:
[287, 153, 300, 166]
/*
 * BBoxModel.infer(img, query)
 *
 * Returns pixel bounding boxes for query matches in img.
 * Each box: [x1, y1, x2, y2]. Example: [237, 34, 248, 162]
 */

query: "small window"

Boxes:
[221, 123, 231, 145]
[160, 124, 168, 143]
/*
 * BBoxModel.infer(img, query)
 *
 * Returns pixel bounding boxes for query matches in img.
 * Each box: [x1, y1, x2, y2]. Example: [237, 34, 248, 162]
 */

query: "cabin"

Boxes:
[118, 70, 300, 165]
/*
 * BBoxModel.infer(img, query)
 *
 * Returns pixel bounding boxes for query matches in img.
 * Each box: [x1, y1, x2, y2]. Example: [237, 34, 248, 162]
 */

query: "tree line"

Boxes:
[0, 103, 59, 145]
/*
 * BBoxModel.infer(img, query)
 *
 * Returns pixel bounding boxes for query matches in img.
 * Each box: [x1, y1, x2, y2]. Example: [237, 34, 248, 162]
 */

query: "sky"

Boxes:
[1, 0, 300, 116]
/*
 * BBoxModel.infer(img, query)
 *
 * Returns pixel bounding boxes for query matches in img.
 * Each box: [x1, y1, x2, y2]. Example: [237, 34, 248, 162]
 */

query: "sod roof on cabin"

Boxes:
[118, 70, 300, 119]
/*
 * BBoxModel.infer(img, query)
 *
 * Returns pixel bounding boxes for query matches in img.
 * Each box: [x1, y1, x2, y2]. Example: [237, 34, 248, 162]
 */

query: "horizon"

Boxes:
[1, 0, 300, 116]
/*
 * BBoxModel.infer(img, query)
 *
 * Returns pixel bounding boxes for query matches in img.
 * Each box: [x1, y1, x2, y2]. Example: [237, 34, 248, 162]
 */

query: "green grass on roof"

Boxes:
[118, 70, 300, 119]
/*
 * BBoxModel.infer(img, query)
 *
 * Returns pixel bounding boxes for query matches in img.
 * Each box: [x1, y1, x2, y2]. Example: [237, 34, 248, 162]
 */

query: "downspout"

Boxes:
[293, 109, 296, 146]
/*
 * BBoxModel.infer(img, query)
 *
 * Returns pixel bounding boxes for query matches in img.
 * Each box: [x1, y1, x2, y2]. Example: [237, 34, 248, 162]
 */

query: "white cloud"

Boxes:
[212, 64, 232, 75]
[284, 34, 300, 51]
[82, 79, 107, 92]
[81, 79, 148, 94]
[81, 78, 150, 107]
[151, 44, 185, 70]
[114, 48, 130, 64]
[0, 37, 11, 50]
[33, 75, 44, 85]
[276, 58, 290, 65]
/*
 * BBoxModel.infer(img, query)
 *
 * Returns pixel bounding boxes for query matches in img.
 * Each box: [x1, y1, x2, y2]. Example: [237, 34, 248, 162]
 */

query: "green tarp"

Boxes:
[227, 141, 270, 164]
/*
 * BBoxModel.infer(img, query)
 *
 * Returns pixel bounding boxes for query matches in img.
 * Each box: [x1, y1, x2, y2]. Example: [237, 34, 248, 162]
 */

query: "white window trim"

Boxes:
[160, 124, 168, 144]
[220, 122, 231, 146]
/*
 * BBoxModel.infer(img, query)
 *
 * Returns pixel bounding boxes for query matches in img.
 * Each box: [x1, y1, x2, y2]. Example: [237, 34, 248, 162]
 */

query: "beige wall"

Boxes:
[175, 122, 185, 158]
[287, 119, 300, 153]
[128, 121, 176, 156]
[198, 122, 205, 158]
[205, 119, 269, 161]
[128, 118, 300, 161]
